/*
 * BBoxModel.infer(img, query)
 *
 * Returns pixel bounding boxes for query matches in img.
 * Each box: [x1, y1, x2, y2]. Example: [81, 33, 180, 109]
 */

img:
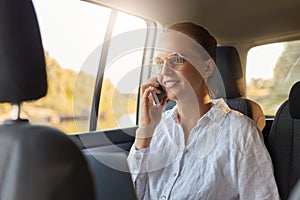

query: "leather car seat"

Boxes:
[0, 0, 95, 199]
[215, 46, 266, 132]
[266, 81, 300, 200]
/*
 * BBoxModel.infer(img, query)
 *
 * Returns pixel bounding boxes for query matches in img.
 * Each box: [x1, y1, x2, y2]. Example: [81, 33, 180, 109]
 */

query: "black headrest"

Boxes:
[289, 81, 300, 119]
[216, 46, 244, 98]
[0, 0, 47, 103]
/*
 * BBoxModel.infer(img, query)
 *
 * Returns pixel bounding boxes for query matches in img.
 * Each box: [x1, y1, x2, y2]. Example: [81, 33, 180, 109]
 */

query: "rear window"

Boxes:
[246, 40, 300, 116]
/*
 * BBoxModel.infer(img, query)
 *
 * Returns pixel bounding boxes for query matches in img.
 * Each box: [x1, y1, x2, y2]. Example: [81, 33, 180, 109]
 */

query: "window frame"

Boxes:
[83, 0, 157, 132]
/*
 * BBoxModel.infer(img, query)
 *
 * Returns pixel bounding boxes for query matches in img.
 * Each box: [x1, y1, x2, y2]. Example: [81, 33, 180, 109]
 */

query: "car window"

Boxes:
[95, 12, 147, 131]
[33, 0, 112, 134]
[0, 0, 149, 134]
[246, 40, 300, 116]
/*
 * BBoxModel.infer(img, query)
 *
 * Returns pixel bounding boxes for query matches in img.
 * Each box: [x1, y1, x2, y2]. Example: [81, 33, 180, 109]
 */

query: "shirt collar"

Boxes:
[205, 98, 231, 126]
[165, 98, 231, 127]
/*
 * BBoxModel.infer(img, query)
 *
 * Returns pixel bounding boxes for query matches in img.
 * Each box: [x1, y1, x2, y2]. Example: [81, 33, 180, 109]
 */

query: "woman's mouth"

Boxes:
[164, 80, 180, 88]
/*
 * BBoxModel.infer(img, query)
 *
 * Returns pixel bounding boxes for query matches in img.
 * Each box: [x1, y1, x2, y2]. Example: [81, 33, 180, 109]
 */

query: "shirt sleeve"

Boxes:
[127, 145, 150, 179]
[237, 122, 280, 200]
[127, 144, 150, 199]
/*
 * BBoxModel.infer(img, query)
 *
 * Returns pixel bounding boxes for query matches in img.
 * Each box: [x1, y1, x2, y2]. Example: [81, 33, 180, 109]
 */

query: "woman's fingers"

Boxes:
[141, 82, 159, 93]
[139, 77, 165, 127]
[142, 86, 162, 100]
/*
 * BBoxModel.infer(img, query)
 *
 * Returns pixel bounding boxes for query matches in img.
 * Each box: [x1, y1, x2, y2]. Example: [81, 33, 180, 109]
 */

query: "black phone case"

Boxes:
[151, 84, 166, 105]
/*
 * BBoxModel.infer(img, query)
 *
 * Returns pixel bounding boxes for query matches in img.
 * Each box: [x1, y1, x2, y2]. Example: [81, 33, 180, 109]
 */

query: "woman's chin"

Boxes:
[166, 88, 180, 101]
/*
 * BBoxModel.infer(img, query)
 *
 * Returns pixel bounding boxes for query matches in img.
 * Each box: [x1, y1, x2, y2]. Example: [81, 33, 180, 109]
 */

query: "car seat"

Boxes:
[0, 0, 95, 199]
[215, 46, 266, 132]
[266, 81, 300, 200]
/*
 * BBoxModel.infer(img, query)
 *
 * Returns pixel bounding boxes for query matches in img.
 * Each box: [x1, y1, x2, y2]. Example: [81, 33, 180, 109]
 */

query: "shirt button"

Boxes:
[173, 173, 177, 177]
[161, 195, 166, 200]
[135, 155, 141, 160]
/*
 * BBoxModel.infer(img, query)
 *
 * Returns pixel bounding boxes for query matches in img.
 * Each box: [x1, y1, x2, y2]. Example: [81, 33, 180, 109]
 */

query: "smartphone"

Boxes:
[151, 84, 166, 105]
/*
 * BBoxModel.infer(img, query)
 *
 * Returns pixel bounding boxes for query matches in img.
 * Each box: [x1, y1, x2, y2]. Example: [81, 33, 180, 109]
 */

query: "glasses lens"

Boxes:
[150, 57, 163, 74]
[167, 53, 184, 70]
[149, 53, 184, 74]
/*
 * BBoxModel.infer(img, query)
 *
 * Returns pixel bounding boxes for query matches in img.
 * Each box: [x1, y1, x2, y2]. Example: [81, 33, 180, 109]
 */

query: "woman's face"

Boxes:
[154, 31, 215, 101]
[156, 51, 209, 101]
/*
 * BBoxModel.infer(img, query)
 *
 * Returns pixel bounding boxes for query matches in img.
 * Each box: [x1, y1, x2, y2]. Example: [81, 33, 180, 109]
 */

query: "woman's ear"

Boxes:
[203, 58, 216, 80]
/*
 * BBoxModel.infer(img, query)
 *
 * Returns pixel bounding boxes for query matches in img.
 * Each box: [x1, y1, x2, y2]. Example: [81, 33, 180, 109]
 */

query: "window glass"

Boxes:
[246, 40, 300, 116]
[0, 0, 149, 133]
[0, 0, 111, 133]
[96, 12, 147, 130]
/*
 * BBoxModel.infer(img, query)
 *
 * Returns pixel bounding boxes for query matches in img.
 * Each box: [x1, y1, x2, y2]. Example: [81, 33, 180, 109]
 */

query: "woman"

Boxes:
[127, 22, 279, 200]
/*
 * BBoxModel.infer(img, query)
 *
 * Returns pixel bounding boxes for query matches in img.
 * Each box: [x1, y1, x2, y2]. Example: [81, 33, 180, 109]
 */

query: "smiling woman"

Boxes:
[128, 22, 280, 200]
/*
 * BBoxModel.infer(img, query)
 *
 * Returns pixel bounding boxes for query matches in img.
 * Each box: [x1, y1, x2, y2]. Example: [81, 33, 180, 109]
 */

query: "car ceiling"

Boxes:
[91, 0, 300, 48]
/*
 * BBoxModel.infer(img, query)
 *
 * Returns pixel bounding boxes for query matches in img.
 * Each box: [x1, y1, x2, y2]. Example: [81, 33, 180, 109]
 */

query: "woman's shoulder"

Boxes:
[212, 98, 257, 129]
[210, 99, 261, 141]
[223, 108, 265, 150]
[226, 108, 258, 131]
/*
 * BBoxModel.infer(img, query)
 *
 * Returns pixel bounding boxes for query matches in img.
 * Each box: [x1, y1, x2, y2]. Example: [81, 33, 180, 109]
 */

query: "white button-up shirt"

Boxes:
[128, 99, 280, 200]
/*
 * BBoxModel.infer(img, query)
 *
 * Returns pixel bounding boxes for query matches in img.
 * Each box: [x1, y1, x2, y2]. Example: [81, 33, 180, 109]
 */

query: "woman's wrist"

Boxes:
[134, 125, 156, 150]
[134, 137, 152, 150]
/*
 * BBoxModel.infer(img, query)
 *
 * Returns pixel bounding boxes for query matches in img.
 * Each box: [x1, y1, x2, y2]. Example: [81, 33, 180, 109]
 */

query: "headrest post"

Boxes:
[12, 103, 21, 120]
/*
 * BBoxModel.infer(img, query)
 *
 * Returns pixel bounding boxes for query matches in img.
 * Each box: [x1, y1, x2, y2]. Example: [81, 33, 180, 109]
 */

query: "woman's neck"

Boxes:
[177, 92, 212, 119]
[176, 93, 212, 142]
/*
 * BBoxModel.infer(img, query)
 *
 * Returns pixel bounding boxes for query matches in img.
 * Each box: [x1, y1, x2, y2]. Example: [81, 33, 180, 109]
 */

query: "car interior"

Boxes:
[0, 0, 299, 199]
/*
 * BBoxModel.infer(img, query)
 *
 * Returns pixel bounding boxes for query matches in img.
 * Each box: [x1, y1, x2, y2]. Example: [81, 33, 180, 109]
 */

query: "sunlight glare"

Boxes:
[246, 43, 284, 83]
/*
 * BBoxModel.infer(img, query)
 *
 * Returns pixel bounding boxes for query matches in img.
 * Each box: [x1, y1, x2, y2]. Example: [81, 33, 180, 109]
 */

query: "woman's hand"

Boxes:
[135, 77, 167, 149]
[140, 77, 167, 127]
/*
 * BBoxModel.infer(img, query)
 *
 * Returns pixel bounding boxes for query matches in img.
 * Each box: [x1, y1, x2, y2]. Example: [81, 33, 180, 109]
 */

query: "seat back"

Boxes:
[0, 0, 95, 199]
[266, 81, 300, 200]
[216, 46, 266, 131]
[83, 151, 137, 200]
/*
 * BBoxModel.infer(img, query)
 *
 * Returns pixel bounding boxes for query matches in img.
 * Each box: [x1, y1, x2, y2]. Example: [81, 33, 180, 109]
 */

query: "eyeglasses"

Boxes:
[150, 52, 185, 75]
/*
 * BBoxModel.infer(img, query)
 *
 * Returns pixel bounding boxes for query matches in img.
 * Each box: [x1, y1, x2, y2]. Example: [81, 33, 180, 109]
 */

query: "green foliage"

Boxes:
[0, 51, 138, 133]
